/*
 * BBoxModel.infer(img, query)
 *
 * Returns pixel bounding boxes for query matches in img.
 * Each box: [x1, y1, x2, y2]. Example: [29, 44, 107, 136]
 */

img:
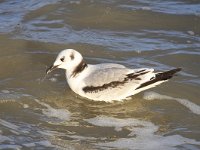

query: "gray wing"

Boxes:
[84, 67, 131, 87]
[84, 64, 153, 87]
[94, 63, 127, 69]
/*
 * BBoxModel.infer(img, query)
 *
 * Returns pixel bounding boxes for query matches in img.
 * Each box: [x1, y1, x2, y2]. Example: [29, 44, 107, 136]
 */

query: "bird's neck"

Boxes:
[66, 60, 88, 94]
[69, 59, 88, 78]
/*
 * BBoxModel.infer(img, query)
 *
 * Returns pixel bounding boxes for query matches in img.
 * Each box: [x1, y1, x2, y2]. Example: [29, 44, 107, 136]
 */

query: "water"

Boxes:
[0, 0, 200, 149]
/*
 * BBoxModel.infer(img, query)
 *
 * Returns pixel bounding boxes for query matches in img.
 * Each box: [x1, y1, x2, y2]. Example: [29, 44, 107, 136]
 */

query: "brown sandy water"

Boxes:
[0, 0, 200, 149]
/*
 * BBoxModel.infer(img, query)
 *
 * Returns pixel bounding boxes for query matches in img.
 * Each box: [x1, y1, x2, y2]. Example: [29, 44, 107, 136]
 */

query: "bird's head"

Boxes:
[46, 49, 84, 75]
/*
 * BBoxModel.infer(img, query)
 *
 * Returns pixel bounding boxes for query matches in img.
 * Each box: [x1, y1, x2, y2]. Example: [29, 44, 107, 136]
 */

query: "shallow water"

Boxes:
[0, 0, 200, 149]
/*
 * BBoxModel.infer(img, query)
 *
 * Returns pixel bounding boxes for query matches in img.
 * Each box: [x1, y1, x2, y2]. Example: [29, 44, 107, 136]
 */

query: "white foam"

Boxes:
[0, 119, 29, 135]
[23, 104, 29, 108]
[0, 90, 30, 103]
[0, 135, 12, 143]
[34, 99, 71, 122]
[49, 77, 57, 82]
[42, 108, 71, 121]
[187, 30, 195, 35]
[143, 91, 171, 100]
[23, 142, 36, 147]
[141, 6, 151, 10]
[1, 90, 10, 94]
[98, 135, 200, 150]
[0, 90, 20, 101]
[143, 91, 200, 115]
[85, 116, 200, 150]
[54, 74, 60, 77]
[0, 119, 19, 131]
[0, 119, 55, 149]
[23, 140, 52, 148]
[0, 144, 22, 150]
[84, 116, 157, 134]
[67, 135, 97, 141]
[69, 1, 81, 5]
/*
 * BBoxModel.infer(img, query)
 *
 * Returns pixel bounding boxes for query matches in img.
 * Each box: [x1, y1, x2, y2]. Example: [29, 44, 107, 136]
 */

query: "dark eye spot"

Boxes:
[70, 53, 74, 60]
[60, 57, 65, 62]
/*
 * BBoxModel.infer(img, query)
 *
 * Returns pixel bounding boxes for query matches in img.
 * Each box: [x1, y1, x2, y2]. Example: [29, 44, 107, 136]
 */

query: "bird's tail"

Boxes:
[156, 68, 182, 81]
[136, 68, 182, 90]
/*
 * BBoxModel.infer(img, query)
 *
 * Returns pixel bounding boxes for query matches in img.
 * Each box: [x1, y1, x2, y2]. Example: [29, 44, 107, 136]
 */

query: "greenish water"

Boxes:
[0, 0, 200, 149]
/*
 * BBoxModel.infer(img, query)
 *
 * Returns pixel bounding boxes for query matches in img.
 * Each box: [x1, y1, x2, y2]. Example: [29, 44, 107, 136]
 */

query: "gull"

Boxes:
[46, 49, 181, 102]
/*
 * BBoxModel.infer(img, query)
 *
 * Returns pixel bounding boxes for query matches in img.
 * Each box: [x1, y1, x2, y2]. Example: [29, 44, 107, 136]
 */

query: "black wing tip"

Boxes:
[156, 67, 182, 81]
[168, 67, 182, 75]
[135, 67, 182, 90]
[174, 67, 182, 72]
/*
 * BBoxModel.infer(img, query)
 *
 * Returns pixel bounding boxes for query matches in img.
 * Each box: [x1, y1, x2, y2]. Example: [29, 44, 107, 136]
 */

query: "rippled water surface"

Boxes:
[0, 0, 200, 149]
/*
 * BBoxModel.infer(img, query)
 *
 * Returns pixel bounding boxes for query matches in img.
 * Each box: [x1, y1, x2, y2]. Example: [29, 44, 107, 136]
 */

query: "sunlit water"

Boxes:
[0, 0, 200, 149]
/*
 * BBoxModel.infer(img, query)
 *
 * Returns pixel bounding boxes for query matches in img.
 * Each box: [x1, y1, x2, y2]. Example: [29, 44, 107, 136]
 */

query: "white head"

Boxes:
[46, 49, 87, 77]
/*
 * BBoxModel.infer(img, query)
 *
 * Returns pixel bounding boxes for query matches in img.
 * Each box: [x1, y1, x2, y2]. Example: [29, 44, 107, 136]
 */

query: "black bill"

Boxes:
[46, 65, 59, 74]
